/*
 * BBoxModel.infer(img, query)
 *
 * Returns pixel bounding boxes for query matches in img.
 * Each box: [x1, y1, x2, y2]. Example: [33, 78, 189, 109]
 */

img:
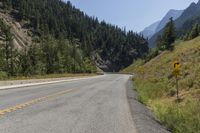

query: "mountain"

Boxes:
[141, 20, 160, 39]
[149, 1, 200, 48]
[0, 0, 149, 76]
[148, 9, 183, 48]
[142, 9, 183, 40]
[175, 1, 200, 36]
[155, 9, 183, 33]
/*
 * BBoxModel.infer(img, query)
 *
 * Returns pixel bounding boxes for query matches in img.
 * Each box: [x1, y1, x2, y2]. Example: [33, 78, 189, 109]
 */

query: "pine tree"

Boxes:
[18, 48, 31, 76]
[183, 31, 190, 41]
[156, 35, 163, 50]
[189, 24, 199, 39]
[2, 0, 12, 10]
[1, 22, 16, 76]
[0, 45, 4, 71]
[157, 18, 176, 51]
[162, 17, 176, 50]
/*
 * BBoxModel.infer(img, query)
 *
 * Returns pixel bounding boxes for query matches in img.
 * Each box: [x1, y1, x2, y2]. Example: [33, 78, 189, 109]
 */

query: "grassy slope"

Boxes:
[123, 37, 200, 133]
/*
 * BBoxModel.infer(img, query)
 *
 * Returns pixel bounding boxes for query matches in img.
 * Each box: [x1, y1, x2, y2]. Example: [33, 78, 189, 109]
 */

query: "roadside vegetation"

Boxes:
[0, 73, 97, 81]
[123, 19, 200, 133]
[0, 18, 97, 79]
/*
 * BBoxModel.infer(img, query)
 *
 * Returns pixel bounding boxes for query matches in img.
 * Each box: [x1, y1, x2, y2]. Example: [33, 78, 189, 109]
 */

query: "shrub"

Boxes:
[0, 71, 8, 80]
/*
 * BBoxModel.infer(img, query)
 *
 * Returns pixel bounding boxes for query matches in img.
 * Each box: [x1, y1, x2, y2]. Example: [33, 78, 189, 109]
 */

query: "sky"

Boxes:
[65, 0, 198, 32]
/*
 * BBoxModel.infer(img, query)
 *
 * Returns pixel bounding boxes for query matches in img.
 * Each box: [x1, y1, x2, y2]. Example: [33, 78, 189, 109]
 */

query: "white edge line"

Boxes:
[0, 75, 105, 90]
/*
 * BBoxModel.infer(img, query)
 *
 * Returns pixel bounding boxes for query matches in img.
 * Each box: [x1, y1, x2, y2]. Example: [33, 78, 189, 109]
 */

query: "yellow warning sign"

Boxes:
[173, 61, 181, 69]
[172, 61, 181, 76]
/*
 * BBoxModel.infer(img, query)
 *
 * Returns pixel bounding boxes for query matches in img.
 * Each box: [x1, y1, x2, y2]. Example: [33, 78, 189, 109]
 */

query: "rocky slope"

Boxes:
[0, 9, 32, 50]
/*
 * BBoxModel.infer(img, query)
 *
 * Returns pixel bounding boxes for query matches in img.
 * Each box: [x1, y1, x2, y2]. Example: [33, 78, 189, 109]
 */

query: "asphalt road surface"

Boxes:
[0, 74, 137, 133]
[0, 74, 170, 133]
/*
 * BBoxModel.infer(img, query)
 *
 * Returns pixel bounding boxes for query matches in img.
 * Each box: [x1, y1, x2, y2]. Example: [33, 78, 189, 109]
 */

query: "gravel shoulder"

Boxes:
[126, 77, 171, 133]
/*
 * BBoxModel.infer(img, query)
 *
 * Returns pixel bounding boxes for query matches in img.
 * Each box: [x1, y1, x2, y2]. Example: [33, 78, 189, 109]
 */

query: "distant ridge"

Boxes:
[141, 20, 160, 39]
[149, 0, 200, 48]
[155, 9, 183, 33]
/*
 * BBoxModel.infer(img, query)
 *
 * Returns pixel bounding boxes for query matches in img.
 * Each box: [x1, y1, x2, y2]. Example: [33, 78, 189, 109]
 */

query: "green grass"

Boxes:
[134, 77, 168, 104]
[134, 77, 200, 133]
[125, 36, 200, 133]
[153, 98, 200, 133]
[123, 59, 145, 73]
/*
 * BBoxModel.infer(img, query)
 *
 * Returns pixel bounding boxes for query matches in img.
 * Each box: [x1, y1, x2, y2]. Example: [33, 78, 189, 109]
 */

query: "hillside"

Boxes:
[0, 0, 149, 73]
[123, 37, 200, 133]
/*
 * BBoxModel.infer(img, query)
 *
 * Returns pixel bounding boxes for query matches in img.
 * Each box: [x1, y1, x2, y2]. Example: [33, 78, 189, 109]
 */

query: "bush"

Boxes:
[0, 71, 8, 80]
[145, 49, 159, 62]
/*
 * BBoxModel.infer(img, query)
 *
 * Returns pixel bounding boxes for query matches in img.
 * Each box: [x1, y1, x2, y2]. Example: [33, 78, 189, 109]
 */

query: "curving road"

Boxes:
[0, 74, 170, 133]
[0, 74, 137, 133]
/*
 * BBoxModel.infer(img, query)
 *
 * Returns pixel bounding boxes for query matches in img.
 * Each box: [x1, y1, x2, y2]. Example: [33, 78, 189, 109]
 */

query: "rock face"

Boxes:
[0, 10, 32, 50]
[141, 20, 160, 39]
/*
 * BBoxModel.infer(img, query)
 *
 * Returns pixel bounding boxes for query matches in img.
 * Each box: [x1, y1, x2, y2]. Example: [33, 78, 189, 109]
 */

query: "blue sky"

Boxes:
[65, 0, 198, 32]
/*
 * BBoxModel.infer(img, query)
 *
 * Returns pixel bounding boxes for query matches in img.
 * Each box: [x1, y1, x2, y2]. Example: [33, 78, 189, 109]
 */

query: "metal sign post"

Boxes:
[172, 61, 181, 101]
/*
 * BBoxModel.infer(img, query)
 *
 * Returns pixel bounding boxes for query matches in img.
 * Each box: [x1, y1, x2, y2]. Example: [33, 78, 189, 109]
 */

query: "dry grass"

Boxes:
[125, 37, 200, 133]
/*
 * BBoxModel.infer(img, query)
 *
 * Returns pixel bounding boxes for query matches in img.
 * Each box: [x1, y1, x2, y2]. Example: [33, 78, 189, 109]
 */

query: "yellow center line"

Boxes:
[0, 88, 78, 116]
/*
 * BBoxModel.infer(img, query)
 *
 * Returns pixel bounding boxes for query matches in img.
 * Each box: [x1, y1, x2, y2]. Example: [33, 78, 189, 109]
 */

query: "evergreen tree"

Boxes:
[2, 0, 12, 10]
[183, 31, 190, 41]
[156, 18, 176, 51]
[0, 45, 4, 71]
[0, 19, 17, 76]
[156, 35, 163, 50]
[18, 48, 32, 76]
[189, 23, 199, 39]
[162, 17, 176, 50]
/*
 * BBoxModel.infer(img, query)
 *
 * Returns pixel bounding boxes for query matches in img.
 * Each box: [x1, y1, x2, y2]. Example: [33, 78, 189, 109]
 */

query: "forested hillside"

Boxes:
[0, 0, 149, 74]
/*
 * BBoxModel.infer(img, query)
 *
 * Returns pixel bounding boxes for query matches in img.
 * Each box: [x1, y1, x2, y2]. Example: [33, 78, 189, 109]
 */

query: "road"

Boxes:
[0, 74, 137, 133]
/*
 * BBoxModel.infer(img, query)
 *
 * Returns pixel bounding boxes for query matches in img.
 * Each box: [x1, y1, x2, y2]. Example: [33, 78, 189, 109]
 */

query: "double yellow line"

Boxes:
[0, 88, 78, 116]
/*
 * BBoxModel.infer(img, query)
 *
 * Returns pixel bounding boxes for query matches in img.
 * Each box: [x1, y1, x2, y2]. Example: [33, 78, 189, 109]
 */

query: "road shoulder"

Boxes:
[126, 77, 171, 133]
[0, 75, 103, 90]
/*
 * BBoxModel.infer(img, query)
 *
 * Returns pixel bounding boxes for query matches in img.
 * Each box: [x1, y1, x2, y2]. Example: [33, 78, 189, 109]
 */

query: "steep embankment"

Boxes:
[123, 37, 200, 133]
